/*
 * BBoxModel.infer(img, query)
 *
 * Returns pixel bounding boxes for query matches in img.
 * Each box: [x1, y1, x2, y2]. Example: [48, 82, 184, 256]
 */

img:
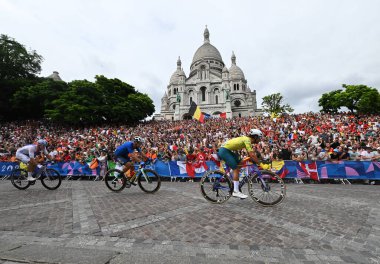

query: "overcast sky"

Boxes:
[1, 0, 379, 114]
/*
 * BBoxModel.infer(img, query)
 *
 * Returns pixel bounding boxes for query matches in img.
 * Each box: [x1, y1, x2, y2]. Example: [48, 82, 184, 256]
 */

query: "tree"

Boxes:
[45, 80, 104, 124]
[318, 90, 342, 113]
[0, 34, 43, 120]
[356, 88, 380, 114]
[0, 34, 43, 81]
[91, 75, 154, 123]
[12, 79, 68, 119]
[45, 76, 155, 124]
[338, 84, 377, 113]
[318, 84, 380, 114]
[261, 93, 293, 115]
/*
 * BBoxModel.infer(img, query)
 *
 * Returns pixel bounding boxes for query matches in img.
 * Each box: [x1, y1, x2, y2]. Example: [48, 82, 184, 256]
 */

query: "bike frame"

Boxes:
[213, 163, 270, 192]
[33, 164, 48, 179]
[238, 163, 270, 192]
[120, 162, 153, 183]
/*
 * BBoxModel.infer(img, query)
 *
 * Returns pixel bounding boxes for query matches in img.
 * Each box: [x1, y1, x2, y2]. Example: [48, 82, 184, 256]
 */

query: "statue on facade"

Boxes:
[225, 89, 230, 100]
[176, 93, 181, 103]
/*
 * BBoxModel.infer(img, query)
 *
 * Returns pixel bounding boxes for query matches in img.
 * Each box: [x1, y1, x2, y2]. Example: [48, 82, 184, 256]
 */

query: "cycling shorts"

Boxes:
[16, 152, 30, 164]
[115, 154, 131, 164]
[217, 147, 241, 170]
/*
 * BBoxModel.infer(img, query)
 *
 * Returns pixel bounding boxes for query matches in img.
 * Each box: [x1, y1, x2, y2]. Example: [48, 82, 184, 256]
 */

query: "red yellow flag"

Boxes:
[188, 101, 205, 123]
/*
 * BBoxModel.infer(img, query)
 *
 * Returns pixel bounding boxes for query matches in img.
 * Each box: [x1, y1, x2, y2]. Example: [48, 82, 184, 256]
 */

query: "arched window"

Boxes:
[233, 84, 236, 91]
[174, 88, 177, 95]
[201, 87, 206, 101]
[189, 89, 194, 105]
[237, 84, 239, 90]
[215, 95, 218, 104]
[200, 65, 206, 80]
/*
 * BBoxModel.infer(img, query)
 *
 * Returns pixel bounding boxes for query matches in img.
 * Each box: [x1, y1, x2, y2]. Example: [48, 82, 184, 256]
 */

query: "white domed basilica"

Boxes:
[155, 27, 260, 121]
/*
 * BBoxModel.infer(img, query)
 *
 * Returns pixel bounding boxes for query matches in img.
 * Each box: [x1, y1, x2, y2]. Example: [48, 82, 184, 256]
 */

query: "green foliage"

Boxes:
[356, 88, 380, 114]
[0, 35, 44, 121]
[318, 84, 380, 114]
[261, 93, 294, 115]
[0, 36, 155, 123]
[45, 76, 155, 124]
[318, 90, 342, 113]
[12, 79, 68, 119]
[0, 34, 43, 81]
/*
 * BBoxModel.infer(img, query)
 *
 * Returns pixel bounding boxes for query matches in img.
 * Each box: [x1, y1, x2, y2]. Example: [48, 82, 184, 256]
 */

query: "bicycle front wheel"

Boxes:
[200, 170, 232, 204]
[105, 169, 126, 192]
[11, 169, 31, 190]
[41, 169, 62, 190]
[137, 169, 161, 193]
[248, 170, 286, 206]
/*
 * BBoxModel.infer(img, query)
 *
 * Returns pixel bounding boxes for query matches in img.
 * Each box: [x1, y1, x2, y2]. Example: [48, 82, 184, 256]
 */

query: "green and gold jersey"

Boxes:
[221, 136, 253, 152]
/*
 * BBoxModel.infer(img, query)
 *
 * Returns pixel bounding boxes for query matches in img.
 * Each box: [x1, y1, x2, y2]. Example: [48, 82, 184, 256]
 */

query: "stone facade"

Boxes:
[155, 27, 260, 121]
[47, 71, 63, 81]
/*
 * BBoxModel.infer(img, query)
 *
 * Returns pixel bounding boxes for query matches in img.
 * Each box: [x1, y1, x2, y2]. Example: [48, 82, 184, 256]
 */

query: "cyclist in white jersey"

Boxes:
[16, 139, 51, 181]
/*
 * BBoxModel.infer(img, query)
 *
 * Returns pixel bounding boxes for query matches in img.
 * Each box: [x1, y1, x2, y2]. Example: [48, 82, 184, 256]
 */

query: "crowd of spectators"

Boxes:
[0, 112, 379, 165]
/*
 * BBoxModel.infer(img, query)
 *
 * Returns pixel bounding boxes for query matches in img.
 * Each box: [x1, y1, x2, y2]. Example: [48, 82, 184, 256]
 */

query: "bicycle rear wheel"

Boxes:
[137, 169, 161, 193]
[41, 169, 62, 190]
[105, 169, 126, 192]
[248, 170, 286, 206]
[200, 170, 232, 204]
[11, 169, 31, 190]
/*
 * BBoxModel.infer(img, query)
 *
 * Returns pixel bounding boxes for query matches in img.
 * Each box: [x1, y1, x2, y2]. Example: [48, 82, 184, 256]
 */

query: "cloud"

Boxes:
[1, 0, 379, 116]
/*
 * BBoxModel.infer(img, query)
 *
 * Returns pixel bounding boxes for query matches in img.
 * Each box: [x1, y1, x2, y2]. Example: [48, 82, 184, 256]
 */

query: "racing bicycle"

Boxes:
[11, 162, 62, 190]
[104, 161, 161, 193]
[200, 160, 286, 206]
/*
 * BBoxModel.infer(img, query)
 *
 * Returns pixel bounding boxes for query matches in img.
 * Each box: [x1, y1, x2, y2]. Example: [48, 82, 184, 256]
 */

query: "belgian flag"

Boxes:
[188, 101, 205, 123]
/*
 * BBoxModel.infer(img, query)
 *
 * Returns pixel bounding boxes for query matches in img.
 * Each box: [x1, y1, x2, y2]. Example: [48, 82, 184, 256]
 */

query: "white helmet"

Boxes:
[37, 139, 48, 146]
[134, 136, 144, 143]
[248, 129, 263, 138]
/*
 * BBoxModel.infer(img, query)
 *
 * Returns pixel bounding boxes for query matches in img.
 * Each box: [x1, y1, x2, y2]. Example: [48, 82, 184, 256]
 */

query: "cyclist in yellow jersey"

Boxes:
[218, 129, 263, 199]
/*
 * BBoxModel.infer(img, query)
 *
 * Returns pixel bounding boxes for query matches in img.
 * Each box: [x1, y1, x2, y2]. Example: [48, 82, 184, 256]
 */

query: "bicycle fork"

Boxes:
[140, 169, 152, 183]
[256, 170, 270, 192]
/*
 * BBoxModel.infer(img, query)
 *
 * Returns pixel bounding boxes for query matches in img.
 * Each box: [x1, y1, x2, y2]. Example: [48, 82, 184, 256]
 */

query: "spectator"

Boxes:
[330, 148, 340, 161]
[338, 147, 350, 160]
[360, 147, 372, 161]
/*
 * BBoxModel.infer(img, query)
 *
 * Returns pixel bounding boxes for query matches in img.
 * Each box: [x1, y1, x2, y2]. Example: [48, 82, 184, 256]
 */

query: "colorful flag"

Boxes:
[297, 161, 319, 181]
[188, 101, 205, 123]
[277, 165, 289, 179]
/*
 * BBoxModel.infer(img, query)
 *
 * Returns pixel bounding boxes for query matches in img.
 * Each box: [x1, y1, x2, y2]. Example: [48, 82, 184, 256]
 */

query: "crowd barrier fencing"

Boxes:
[0, 160, 379, 181]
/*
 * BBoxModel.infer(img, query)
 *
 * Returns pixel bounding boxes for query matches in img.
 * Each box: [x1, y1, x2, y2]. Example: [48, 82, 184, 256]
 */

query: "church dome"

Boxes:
[192, 43, 223, 64]
[170, 57, 186, 84]
[229, 65, 245, 80]
[170, 71, 181, 84]
[178, 68, 186, 77]
[191, 27, 224, 66]
[229, 52, 245, 80]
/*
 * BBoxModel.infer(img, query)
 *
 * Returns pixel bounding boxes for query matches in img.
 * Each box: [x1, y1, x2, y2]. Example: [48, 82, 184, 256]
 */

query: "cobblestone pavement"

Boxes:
[0, 180, 379, 264]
